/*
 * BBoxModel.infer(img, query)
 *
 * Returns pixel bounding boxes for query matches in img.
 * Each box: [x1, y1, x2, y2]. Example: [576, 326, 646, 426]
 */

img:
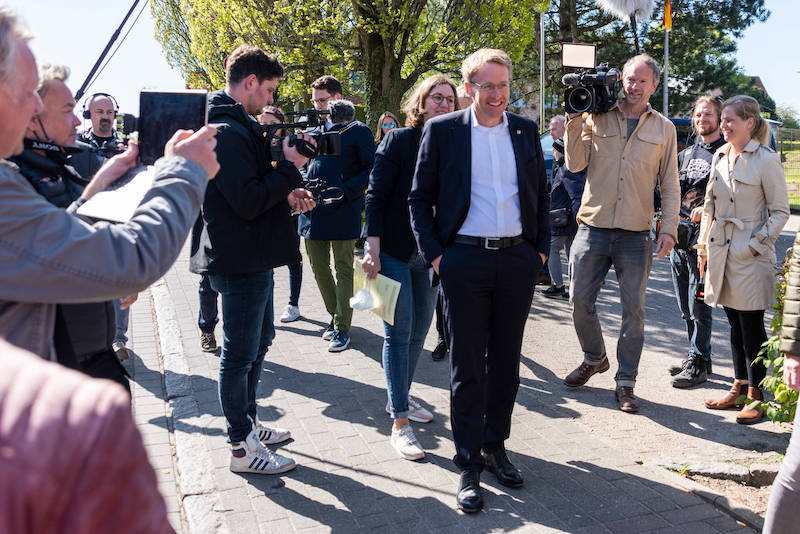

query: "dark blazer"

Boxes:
[362, 126, 422, 263]
[298, 121, 375, 241]
[409, 109, 550, 266]
[549, 157, 586, 237]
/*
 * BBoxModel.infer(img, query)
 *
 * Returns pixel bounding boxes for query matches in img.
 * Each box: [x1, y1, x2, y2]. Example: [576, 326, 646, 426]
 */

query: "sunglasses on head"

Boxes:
[381, 122, 396, 130]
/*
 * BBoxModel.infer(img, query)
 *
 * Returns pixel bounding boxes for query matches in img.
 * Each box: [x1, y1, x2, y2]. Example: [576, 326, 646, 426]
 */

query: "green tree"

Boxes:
[527, 0, 773, 119]
[776, 105, 800, 129]
[151, 0, 549, 124]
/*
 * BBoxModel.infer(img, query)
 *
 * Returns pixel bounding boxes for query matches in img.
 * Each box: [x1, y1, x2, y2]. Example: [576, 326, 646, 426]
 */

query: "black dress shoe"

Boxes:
[483, 449, 524, 488]
[432, 340, 448, 361]
[457, 471, 483, 513]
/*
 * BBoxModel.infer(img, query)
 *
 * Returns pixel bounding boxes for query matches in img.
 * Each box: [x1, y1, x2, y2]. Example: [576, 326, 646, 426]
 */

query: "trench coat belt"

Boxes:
[715, 217, 745, 230]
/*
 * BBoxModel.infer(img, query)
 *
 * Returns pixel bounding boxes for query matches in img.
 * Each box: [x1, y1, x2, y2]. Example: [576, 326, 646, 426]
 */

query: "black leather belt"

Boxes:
[453, 234, 527, 250]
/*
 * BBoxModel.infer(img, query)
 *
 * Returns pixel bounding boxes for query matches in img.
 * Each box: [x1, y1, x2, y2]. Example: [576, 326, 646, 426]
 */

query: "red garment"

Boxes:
[0, 339, 174, 534]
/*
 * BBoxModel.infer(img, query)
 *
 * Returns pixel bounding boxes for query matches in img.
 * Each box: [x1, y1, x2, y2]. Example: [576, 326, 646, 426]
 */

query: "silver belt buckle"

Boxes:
[484, 238, 501, 250]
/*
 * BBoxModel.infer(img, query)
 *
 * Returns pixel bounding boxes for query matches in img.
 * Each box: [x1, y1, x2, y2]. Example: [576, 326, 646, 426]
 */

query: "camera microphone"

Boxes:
[562, 73, 581, 86]
[328, 99, 356, 124]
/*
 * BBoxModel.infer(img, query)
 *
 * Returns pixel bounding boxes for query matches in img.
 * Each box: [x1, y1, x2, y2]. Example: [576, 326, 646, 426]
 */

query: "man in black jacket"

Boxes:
[9, 63, 131, 392]
[409, 49, 549, 513]
[189, 45, 315, 475]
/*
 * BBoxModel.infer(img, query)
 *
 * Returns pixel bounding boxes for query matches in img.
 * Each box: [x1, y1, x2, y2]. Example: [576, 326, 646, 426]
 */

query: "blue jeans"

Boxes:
[548, 234, 574, 287]
[113, 299, 129, 344]
[287, 262, 302, 307]
[380, 252, 437, 419]
[209, 271, 275, 443]
[669, 248, 712, 359]
[198, 273, 219, 333]
[570, 224, 653, 387]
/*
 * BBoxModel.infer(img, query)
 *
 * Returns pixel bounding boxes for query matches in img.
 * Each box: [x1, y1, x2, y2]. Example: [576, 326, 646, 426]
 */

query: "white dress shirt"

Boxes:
[458, 107, 522, 238]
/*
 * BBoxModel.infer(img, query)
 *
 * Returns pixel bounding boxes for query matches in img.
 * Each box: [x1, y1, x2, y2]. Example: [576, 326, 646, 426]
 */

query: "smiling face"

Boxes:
[720, 106, 754, 147]
[467, 61, 510, 127]
[29, 79, 81, 146]
[622, 61, 658, 108]
[693, 102, 720, 138]
[422, 83, 455, 124]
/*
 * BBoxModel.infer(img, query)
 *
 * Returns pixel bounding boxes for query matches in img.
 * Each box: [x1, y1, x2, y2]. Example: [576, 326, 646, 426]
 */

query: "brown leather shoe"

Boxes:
[615, 386, 639, 413]
[563, 358, 610, 387]
[736, 387, 765, 425]
[704, 381, 746, 410]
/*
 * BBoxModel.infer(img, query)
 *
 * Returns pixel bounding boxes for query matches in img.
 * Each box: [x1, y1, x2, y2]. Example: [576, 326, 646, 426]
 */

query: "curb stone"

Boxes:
[648, 459, 780, 486]
[648, 463, 765, 531]
[151, 278, 229, 534]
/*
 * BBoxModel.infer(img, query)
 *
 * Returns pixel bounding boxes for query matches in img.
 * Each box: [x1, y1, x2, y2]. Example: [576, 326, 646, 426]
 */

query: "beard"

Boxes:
[696, 122, 719, 137]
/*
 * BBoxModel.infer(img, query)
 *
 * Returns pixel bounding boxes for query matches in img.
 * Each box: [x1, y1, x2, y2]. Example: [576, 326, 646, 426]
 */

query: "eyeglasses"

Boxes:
[469, 81, 510, 93]
[311, 96, 331, 105]
[381, 122, 396, 130]
[429, 94, 456, 105]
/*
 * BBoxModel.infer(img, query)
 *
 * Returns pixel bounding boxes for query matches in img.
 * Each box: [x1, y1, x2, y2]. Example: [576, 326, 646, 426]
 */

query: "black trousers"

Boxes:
[723, 307, 767, 387]
[439, 241, 540, 472]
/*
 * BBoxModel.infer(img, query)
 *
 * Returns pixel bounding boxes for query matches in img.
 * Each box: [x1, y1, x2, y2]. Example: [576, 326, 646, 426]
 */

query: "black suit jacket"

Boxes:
[409, 109, 550, 266]
[362, 126, 423, 263]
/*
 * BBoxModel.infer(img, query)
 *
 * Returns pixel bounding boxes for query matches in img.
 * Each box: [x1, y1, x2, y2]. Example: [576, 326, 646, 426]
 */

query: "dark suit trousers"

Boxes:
[438, 241, 540, 472]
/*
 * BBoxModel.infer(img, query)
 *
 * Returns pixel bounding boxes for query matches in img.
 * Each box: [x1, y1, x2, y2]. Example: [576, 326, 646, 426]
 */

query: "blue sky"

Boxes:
[11, 1, 796, 117]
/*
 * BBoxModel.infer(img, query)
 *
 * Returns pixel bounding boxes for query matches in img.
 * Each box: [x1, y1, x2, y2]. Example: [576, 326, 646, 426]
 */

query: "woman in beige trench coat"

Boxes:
[696, 95, 790, 424]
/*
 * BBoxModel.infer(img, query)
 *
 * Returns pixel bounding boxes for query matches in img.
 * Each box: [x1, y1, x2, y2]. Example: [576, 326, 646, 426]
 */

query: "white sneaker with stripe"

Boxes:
[253, 418, 291, 445]
[229, 430, 296, 474]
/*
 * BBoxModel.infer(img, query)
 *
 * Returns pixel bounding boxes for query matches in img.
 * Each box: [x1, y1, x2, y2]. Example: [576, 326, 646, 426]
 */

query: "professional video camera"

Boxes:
[560, 43, 620, 115]
[257, 99, 360, 209]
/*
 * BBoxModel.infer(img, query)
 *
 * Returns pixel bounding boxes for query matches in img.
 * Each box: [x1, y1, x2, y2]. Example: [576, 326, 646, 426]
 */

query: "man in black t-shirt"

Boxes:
[669, 96, 726, 388]
[78, 93, 125, 158]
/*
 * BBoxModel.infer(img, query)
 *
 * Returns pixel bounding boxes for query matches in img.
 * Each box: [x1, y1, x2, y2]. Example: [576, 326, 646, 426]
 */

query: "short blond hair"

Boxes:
[461, 48, 512, 84]
[37, 64, 69, 99]
[0, 6, 32, 84]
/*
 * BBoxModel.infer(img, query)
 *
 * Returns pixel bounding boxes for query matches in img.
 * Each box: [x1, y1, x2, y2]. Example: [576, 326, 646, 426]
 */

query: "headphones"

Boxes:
[81, 92, 120, 120]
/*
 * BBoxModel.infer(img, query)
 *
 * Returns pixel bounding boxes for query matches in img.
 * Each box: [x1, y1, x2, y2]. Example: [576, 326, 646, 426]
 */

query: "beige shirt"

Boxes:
[564, 103, 680, 240]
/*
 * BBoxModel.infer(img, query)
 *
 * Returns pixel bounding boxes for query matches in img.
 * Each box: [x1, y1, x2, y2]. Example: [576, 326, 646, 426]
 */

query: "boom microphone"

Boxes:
[328, 99, 356, 124]
[562, 73, 581, 86]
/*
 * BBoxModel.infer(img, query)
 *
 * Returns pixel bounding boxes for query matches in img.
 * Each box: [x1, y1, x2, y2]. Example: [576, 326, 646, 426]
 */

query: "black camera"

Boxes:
[562, 64, 621, 115]
[257, 108, 341, 162]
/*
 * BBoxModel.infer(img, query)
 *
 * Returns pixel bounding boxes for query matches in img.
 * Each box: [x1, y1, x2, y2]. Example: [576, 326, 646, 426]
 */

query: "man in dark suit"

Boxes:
[409, 48, 549, 513]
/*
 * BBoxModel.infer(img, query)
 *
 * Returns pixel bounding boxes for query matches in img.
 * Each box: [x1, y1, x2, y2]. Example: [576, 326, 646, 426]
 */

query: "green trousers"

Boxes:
[305, 239, 356, 332]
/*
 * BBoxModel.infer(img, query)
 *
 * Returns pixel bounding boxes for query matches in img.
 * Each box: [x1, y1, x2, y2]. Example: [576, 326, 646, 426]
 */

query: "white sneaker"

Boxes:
[390, 425, 425, 461]
[253, 419, 291, 445]
[229, 430, 296, 474]
[280, 305, 300, 323]
[385, 397, 434, 423]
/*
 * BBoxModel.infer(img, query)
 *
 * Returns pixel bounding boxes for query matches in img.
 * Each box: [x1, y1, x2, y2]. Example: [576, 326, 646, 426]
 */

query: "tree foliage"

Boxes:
[151, 0, 548, 124]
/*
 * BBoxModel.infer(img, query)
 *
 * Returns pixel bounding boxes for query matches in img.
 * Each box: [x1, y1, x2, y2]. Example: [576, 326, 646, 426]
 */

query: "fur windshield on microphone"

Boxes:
[595, 0, 655, 20]
[328, 99, 356, 124]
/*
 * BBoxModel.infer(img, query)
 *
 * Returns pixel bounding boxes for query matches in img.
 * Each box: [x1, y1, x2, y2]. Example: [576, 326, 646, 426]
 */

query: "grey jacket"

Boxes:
[0, 156, 207, 359]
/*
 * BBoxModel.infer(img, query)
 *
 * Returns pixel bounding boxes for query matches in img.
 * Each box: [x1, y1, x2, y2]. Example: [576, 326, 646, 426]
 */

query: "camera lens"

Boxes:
[568, 88, 593, 114]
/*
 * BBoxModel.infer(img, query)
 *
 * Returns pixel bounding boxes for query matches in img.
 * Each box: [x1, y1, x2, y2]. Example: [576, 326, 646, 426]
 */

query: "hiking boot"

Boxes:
[671, 359, 708, 388]
[669, 356, 712, 376]
[615, 386, 639, 413]
[229, 430, 296, 474]
[200, 331, 217, 352]
[563, 357, 610, 387]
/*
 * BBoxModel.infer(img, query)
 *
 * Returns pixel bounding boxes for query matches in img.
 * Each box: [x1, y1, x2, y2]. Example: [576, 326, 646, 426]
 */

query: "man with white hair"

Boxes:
[0, 5, 219, 362]
[562, 53, 680, 412]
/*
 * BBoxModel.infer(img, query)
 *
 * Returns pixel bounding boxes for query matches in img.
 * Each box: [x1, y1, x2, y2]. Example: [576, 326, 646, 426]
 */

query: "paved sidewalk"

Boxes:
[125, 224, 800, 533]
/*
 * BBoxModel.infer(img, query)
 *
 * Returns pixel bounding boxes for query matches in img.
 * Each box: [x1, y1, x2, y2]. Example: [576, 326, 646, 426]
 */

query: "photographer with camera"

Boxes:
[299, 75, 375, 352]
[0, 8, 219, 363]
[667, 96, 725, 388]
[562, 54, 680, 413]
[189, 44, 315, 475]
